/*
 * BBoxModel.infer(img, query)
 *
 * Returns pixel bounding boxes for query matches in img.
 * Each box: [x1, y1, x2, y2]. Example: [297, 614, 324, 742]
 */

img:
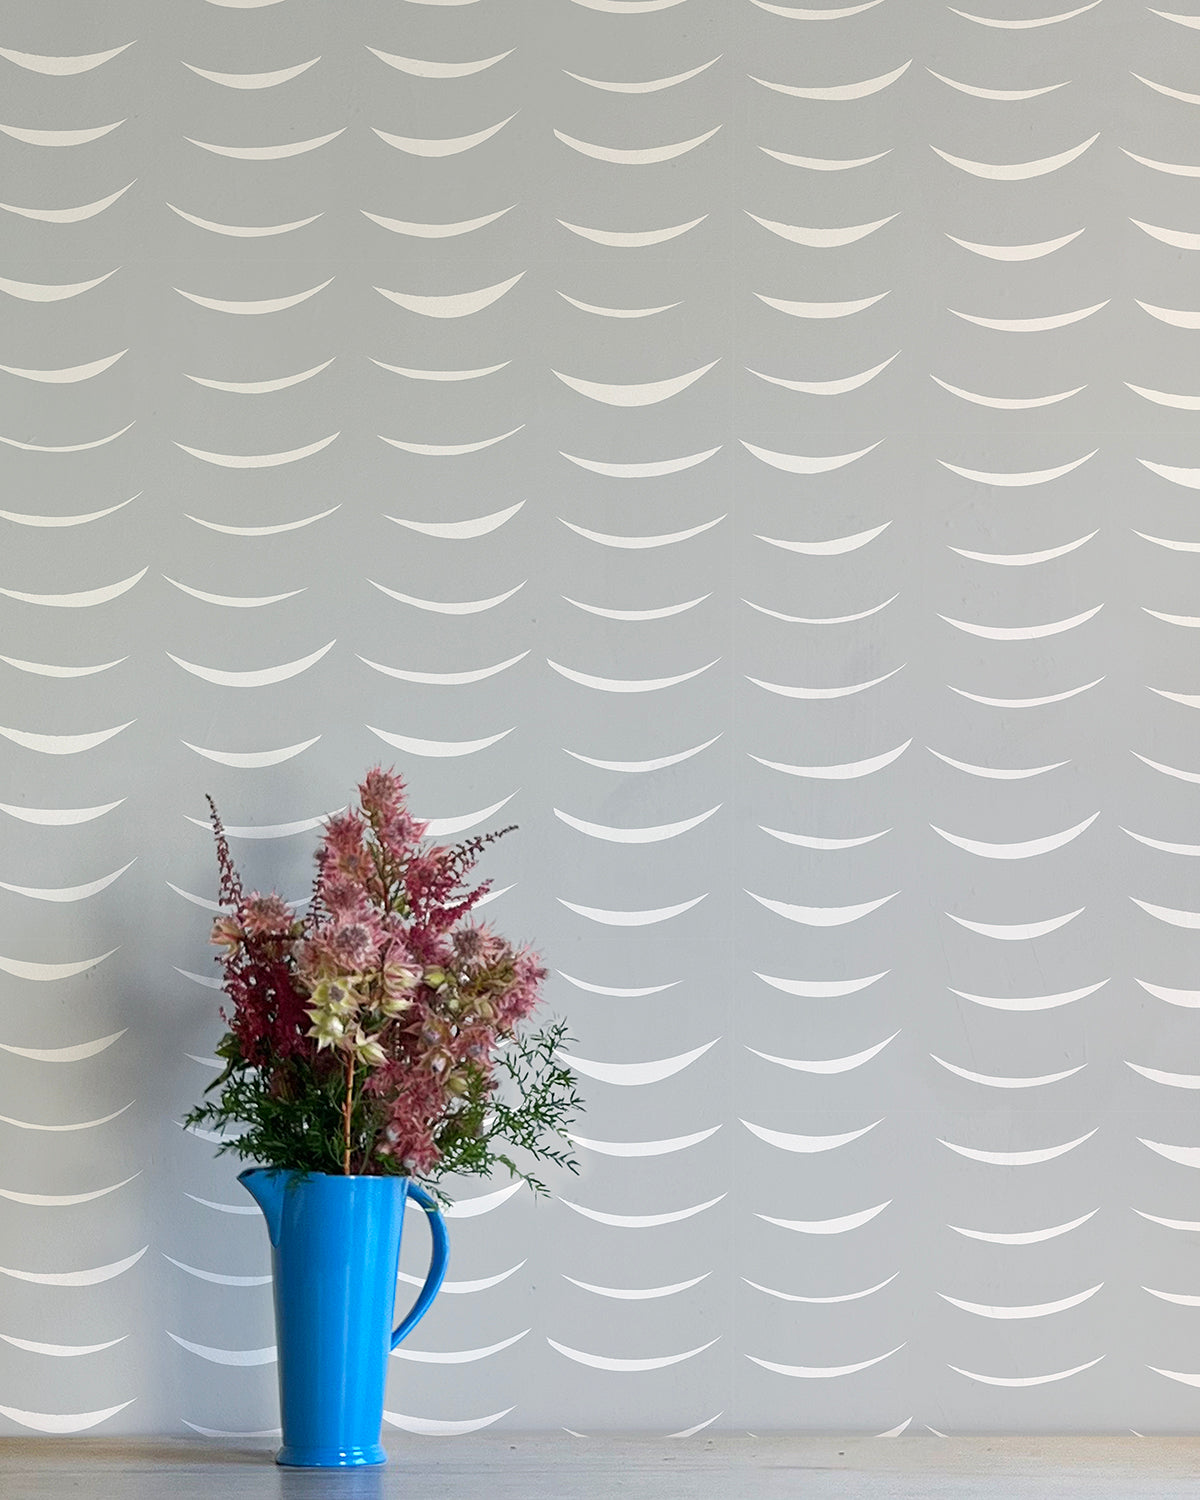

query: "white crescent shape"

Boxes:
[561, 1044, 717, 1092]
[1151, 1367, 1200, 1391]
[741, 439, 880, 473]
[1144, 1288, 1200, 1306]
[756, 972, 889, 998]
[760, 146, 891, 169]
[950, 1210, 1097, 1244]
[0, 1246, 146, 1285]
[0, 860, 134, 903]
[0, 723, 132, 756]
[558, 292, 680, 317]
[0, 1173, 136, 1205]
[0, 568, 145, 608]
[561, 1038, 717, 1086]
[931, 375, 1083, 409]
[758, 1202, 891, 1234]
[358, 651, 528, 685]
[940, 604, 1103, 640]
[183, 58, 320, 87]
[568, 1127, 719, 1157]
[0, 351, 126, 383]
[183, 1423, 279, 1437]
[947, 230, 1084, 260]
[756, 523, 890, 555]
[949, 678, 1104, 709]
[367, 47, 513, 77]
[0, 270, 118, 300]
[186, 129, 343, 160]
[1137, 980, 1200, 1007]
[565, 58, 720, 92]
[564, 1273, 709, 1299]
[1133, 217, 1200, 247]
[363, 207, 514, 239]
[1129, 1062, 1200, 1088]
[563, 735, 721, 773]
[564, 593, 710, 621]
[751, 60, 910, 99]
[1, 656, 125, 679]
[939, 1130, 1097, 1165]
[1152, 6, 1200, 24]
[162, 578, 303, 607]
[760, 827, 890, 848]
[747, 1346, 905, 1379]
[929, 748, 1068, 779]
[388, 502, 523, 538]
[561, 516, 725, 549]
[558, 896, 708, 927]
[188, 506, 339, 537]
[947, 909, 1083, 939]
[380, 427, 524, 456]
[1127, 154, 1200, 179]
[182, 812, 331, 840]
[369, 580, 523, 614]
[184, 1193, 256, 1213]
[162, 1257, 271, 1287]
[1135, 1209, 1200, 1230]
[367, 727, 512, 758]
[747, 213, 897, 248]
[166, 640, 334, 687]
[742, 1119, 882, 1152]
[560, 446, 720, 477]
[950, 1358, 1104, 1386]
[938, 452, 1096, 485]
[398, 1262, 525, 1295]
[167, 205, 321, 237]
[168, 886, 225, 913]
[0, 42, 133, 74]
[950, 533, 1096, 565]
[549, 1338, 718, 1371]
[749, 739, 911, 779]
[933, 134, 1097, 178]
[0, 181, 134, 222]
[0, 800, 123, 825]
[558, 216, 706, 247]
[187, 361, 334, 394]
[950, 302, 1107, 331]
[552, 360, 717, 406]
[950, 981, 1106, 1012]
[1123, 828, 1200, 855]
[1134, 899, 1200, 929]
[175, 433, 339, 468]
[547, 658, 718, 692]
[168, 1334, 275, 1366]
[556, 972, 680, 996]
[0, 496, 137, 528]
[560, 1194, 724, 1228]
[421, 795, 517, 837]
[376, 273, 523, 318]
[372, 115, 517, 157]
[746, 666, 903, 700]
[1126, 383, 1200, 409]
[0, 422, 134, 453]
[0, 1401, 135, 1433]
[0, 1030, 124, 1063]
[931, 1056, 1084, 1088]
[927, 68, 1067, 99]
[383, 1409, 513, 1436]
[1136, 301, 1200, 328]
[752, 0, 885, 13]
[394, 1331, 529, 1364]
[744, 1274, 898, 1304]
[1133, 71, 1200, 103]
[949, 0, 1101, 23]
[744, 595, 897, 625]
[747, 891, 898, 925]
[441, 1182, 524, 1218]
[182, 737, 319, 768]
[553, 805, 720, 843]
[1134, 750, 1200, 781]
[571, 0, 687, 9]
[174, 278, 333, 315]
[1140, 458, 1200, 489]
[553, 126, 721, 164]
[747, 356, 898, 395]
[747, 1035, 899, 1075]
[372, 362, 508, 384]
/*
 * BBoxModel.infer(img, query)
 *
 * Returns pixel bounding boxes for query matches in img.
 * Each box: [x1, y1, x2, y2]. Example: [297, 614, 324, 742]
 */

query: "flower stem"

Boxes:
[342, 1051, 355, 1175]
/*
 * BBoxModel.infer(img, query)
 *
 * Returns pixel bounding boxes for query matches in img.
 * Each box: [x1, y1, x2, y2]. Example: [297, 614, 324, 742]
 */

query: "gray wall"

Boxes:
[1, 0, 1199, 1441]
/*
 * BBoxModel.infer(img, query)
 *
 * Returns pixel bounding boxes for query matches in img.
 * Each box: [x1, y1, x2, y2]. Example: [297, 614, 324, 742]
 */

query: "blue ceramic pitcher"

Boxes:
[240, 1167, 449, 1468]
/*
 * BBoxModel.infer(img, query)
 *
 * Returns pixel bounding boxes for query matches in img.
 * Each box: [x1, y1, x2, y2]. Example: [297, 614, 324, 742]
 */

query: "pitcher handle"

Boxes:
[392, 1180, 449, 1349]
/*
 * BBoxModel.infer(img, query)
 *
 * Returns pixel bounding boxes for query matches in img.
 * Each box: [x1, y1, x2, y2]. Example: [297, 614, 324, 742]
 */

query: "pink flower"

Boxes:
[210, 914, 243, 953]
[359, 767, 404, 821]
[240, 892, 294, 939]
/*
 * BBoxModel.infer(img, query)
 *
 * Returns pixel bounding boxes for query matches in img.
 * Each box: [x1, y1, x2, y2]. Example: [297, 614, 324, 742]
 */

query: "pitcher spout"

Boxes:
[239, 1167, 287, 1247]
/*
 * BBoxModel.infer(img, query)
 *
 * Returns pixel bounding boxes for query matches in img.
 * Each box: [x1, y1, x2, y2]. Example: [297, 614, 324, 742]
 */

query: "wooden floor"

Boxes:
[4, 1435, 1200, 1499]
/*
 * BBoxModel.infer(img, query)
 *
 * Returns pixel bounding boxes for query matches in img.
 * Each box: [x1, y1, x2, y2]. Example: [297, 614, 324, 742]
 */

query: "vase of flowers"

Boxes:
[183, 767, 581, 1468]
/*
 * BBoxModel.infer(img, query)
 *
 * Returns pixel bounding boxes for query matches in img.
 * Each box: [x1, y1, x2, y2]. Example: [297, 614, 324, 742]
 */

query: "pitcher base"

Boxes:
[276, 1443, 387, 1467]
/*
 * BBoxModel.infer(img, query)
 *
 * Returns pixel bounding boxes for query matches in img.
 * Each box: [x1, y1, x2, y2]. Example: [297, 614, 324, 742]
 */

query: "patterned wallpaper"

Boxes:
[3, 0, 1200, 1441]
